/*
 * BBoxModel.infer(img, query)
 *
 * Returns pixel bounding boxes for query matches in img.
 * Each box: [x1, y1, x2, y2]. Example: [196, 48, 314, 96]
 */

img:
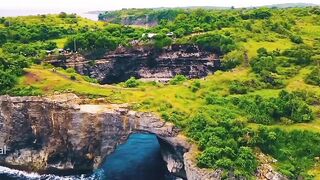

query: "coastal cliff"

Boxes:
[46, 44, 220, 83]
[0, 94, 286, 180]
[0, 94, 222, 179]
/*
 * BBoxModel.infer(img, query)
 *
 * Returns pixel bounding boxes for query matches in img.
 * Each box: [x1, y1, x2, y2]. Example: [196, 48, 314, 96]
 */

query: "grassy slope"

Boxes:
[13, 10, 320, 177]
[15, 10, 320, 131]
[5, 14, 106, 28]
[18, 65, 320, 129]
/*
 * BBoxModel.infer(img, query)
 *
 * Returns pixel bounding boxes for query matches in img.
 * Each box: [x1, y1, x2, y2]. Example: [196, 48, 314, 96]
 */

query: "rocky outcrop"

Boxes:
[256, 153, 288, 180]
[99, 14, 158, 26]
[46, 44, 220, 83]
[184, 145, 223, 180]
[0, 94, 223, 179]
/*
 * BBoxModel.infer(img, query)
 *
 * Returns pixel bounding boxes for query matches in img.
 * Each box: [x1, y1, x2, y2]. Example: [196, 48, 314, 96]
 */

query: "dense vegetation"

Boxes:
[1, 6, 320, 178]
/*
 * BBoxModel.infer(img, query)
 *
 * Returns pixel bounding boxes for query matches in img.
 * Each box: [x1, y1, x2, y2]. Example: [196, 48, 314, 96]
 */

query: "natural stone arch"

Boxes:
[0, 94, 220, 179]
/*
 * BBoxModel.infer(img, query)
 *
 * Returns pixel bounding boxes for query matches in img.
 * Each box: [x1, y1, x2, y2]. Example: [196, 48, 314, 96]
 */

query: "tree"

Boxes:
[58, 12, 68, 18]
[250, 56, 277, 73]
[153, 33, 172, 49]
[194, 33, 236, 54]
[0, 70, 17, 93]
[0, 30, 7, 45]
[235, 147, 258, 176]
[282, 45, 313, 65]
[257, 47, 268, 57]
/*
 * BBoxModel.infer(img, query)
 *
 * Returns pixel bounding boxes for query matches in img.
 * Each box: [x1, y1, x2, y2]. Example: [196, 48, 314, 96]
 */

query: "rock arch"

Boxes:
[0, 94, 220, 179]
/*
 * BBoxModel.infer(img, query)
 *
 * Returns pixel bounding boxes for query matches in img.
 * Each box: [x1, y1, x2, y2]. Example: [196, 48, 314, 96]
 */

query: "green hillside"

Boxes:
[1, 7, 320, 178]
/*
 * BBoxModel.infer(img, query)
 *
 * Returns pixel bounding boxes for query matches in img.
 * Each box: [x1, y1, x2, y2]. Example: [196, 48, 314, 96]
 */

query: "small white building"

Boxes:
[166, 32, 174, 36]
[142, 33, 158, 38]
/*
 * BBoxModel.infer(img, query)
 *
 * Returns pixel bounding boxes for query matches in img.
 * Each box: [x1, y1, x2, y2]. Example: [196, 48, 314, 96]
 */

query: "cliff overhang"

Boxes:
[45, 44, 221, 84]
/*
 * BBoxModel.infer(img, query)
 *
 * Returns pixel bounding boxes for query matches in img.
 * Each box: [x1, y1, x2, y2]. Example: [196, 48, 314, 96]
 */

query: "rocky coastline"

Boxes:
[0, 94, 220, 179]
[0, 94, 287, 180]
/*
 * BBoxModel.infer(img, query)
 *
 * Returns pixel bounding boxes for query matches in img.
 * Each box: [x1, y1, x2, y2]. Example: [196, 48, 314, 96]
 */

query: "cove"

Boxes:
[92, 133, 170, 180]
[0, 133, 171, 180]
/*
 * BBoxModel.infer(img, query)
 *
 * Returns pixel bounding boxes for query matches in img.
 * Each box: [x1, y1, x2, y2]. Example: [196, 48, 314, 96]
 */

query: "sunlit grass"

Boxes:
[52, 38, 68, 48]
[242, 39, 293, 58]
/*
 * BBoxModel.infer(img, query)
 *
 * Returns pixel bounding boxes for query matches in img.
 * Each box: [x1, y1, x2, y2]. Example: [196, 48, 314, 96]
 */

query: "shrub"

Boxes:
[282, 45, 313, 65]
[193, 33, 236, 54]
[7, 86, 42, 96]
[250, 56, 277, 74]
[170, 75, 187, 85]
[253, 127, 320, 178]
[290, 35, 303, 44]
[124, 77, 140, 88]
[233, 91, 314, 124]
[221, 56, 242, 71]
[0, 70, 17, 93]
[83, 76, 98, 83]
[70, 75, 76, 80]
[305, 68, 320, 86]
[190, 80, 201, 92]
[229, 81, 249, 94]
[188, 113, 257, 177]
[66, 68, 76, 73]
[205, 93, 229, 105]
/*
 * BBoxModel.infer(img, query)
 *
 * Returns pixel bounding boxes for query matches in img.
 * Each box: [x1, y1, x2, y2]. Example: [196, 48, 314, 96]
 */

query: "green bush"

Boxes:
[305, 68, 320, 86]
[290, 34, 303, 44]
[0, 54, 29, 94]
[124, 77, 140, 88]
[188, 113, 257, 177]
[83, 76, 98, 83]
[282, 45, 313, 65]
[7, 86, 42, 96]
[254, 127, 320, 178]
[170, 75, 187, 85]
[233, 90, 314, 124]
[0, 70, 17, 93]
[70, 74, 76, 80]
[190, 80, 201, 92]
[193, 33, 236, 54]
[229, 80, 249, 94]
[66, 68, 76, 73]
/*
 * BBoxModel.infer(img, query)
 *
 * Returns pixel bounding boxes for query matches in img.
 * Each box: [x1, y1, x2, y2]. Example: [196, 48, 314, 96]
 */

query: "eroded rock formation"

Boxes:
[46, 44, 220, 83]
[0, 94, 287, 180]
[0, 94, 223, 179]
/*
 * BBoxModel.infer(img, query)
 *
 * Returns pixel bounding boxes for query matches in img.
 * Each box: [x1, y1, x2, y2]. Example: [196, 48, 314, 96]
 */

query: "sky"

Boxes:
[1, 0, 320, 11]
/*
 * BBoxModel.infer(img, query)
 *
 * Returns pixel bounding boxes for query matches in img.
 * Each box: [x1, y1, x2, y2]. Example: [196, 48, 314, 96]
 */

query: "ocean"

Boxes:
[0, 134, 172, 180]
[0, 9, 99, 21]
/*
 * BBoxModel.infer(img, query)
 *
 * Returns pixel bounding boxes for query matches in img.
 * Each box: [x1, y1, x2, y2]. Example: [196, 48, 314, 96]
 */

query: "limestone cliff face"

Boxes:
[0, 94, 223, 179]
[99, 15, 158, 26]
[46, 44, 220, 83]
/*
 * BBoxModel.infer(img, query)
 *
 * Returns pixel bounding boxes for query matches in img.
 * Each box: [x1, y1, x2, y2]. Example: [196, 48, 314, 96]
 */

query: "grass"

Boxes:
[17, 66, 250, 114]
[20, 65, 320, 128]
[18, 66, 114, 97]
[308, 162, 320, 180]
[286, 67, 320, 94]
[242, 39, 293, 58]
[5, 14, 106, 29]
[52, 38, 68, 49]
